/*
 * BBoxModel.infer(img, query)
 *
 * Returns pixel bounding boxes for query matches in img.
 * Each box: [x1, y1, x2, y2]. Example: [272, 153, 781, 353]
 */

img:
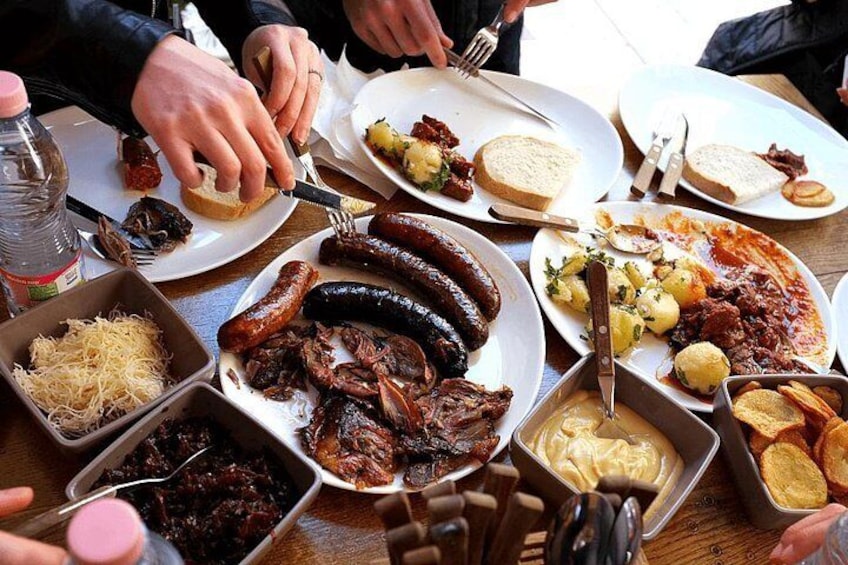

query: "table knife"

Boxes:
[630, 110, 679, 197]
[192, 153, 375, 215]
[445, 48, 559, 127]
[657, 113, 689, 199]
[66, 195, 154, 250]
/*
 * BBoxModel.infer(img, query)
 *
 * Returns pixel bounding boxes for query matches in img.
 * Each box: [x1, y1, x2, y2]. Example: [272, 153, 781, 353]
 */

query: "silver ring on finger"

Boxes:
[308, 69, 324, 82]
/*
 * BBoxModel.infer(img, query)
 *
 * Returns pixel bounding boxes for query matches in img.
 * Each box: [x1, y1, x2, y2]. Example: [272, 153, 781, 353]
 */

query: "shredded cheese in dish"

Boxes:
[12, 313, 170, 437]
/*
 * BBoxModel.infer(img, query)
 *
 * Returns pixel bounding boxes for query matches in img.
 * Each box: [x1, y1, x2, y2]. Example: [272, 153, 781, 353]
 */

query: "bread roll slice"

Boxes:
[180, 163, 277, 221]
[474, 135, 581, 211]
[682, 144, 789, 205]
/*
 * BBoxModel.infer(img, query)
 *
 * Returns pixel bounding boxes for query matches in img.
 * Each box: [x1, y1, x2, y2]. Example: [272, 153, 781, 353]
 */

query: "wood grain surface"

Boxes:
[0, 74, 845, 565]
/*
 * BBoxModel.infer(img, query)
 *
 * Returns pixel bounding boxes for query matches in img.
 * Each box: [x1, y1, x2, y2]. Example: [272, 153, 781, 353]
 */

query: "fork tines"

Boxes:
[327, 209, 356, 238]
[455, 4, 508, 79]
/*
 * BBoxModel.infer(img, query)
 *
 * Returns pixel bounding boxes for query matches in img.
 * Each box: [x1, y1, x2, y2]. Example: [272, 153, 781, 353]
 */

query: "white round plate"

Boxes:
[351, 68, 623, 224]
[530, 201, 837, 412]
[619, 65, 848, 221]
[42, 106, 303, 283]
[833, 273, 848, 370]
[220, 214, 545, 493]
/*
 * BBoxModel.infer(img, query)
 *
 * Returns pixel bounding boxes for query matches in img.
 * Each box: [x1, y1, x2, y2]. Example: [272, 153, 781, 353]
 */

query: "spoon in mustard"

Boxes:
[489, 203, 660, 255]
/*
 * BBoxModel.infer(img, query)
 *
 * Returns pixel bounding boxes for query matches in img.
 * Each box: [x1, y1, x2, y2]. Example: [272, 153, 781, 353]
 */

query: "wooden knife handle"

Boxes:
[489, 203, 580, 231]
[657, 152, 683, 199]
[631, 142, 663, 197]
[587, 261, 615, 417]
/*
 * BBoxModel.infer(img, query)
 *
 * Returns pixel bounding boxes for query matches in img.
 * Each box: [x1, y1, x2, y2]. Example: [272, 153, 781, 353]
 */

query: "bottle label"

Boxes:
[0, 250, 85, 310]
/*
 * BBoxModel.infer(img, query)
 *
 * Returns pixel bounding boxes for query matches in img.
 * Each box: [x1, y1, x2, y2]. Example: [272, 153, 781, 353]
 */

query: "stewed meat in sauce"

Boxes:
[670, 266, 811, 374]
[93, 418, 298, 565]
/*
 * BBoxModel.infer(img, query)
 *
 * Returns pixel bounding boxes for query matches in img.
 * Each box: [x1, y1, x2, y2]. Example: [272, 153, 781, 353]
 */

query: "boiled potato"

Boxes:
[661, 268, 707, 308]
[609, 305, 645, 356]
[402, 140, 449, 190]
[636, 288, 680, 335]
[549, 275, 590, 313]
[560, 250, 588, 277]
[673, 342, 731, 395]
[366, 120, 400, 156]
[608, 267, 636, 305]
[624, 261, 647, 289]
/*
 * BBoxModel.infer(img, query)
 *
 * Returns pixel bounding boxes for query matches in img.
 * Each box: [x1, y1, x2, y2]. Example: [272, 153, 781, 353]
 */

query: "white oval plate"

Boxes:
[619, 65, 848, 221]
[351, 68, 623, 224]
[529, 201, 837, 412]
[220, 214, 545, 493]
[833, 273, 848, 371]
[42, 106, 302, 283]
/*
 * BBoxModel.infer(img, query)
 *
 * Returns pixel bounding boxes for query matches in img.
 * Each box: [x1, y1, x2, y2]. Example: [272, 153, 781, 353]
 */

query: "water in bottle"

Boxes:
[67, 498, 183, 565]
[0, 70, 84, 316]
[801, 511, 848, 565]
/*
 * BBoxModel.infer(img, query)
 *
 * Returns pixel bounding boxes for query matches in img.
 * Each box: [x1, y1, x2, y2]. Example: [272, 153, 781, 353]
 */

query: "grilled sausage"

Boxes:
[121, 137, 162, 191]
[368, 213, 501, 320]
[218, 261, 318, 353]
[319, 234, 489, 350]
[302, 282, 469, 379]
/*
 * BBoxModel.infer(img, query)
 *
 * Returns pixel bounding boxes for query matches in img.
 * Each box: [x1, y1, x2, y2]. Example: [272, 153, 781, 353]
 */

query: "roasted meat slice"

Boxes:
[421, 115, 459, 148]
[243, 326, 312, 398]
[340, 326, 389, 368]
[441, 173, 474, 202]
[380, 335, 434, 392]
[97, 216, 135, 268]
[377, 373, 422, 434]
[400, 379, 512, 488]
[757, 143, 807, 180]
[122, 196, 193, 251]
[301, 396, 397, 488]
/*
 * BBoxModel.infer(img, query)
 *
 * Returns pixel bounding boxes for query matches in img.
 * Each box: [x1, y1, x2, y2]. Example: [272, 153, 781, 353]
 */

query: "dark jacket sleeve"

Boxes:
[0, 0, 176, 137]
[192, 0, 298, 74]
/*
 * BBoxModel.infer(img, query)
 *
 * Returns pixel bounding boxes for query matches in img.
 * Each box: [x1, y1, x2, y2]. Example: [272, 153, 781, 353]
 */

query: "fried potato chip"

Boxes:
[813, 386, 843, 415]
[821, 420, 848, 495]
[733, 381, 763, 402]
[779, 384, 837, 429]
[749, 431, 773, 459]
[760, 442, 828, 510]
[777, 429, 812, 458]
[733, 389, 806, 440]
[813, 418, 843, 463]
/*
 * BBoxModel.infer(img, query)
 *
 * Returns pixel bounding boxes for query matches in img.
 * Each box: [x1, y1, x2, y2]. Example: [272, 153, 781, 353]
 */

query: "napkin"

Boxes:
[308, 48, 400, 200]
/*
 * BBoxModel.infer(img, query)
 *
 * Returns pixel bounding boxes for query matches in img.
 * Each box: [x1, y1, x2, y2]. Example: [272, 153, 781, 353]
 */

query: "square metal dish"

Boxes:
[713, 374, 848, 530]
[0, 268, 215, 452]
[510, 354, 719, 539]
[66, 382, 322, 565]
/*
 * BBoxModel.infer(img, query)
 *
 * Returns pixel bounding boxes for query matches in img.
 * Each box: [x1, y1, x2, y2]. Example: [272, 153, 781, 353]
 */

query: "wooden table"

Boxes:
[1, 74, 845, 565]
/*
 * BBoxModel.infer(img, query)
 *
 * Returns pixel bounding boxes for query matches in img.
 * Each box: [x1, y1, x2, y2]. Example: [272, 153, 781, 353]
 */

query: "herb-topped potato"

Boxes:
[402, 140, 450, 191]
[673, 342, 730, 394]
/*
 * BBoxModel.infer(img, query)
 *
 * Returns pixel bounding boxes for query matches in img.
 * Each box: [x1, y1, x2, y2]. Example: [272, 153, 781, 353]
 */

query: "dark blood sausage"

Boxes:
[368, 213, 501, 320]
[218, 261, 318, 353]
[319, 234, 489, 351]
[302, 282, 469, 379]
[122, 137, 163, 191]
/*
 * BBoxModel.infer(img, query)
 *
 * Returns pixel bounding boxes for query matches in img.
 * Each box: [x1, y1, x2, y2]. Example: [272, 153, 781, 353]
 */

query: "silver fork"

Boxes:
[455, 3, 509, 79]
[289, 139, 357, 238]
[13, 445, 213, 538]
[78, 228, 158, 266]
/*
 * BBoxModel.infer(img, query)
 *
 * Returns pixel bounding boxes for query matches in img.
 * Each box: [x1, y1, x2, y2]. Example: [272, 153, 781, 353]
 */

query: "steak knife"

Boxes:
[66, 195, 155, 250]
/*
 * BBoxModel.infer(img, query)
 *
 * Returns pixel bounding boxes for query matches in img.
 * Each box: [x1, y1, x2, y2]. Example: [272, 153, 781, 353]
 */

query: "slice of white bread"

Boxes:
[180, 163, 277, 221]
[474, 135, 581, 211]
[682, 144, 789, 205]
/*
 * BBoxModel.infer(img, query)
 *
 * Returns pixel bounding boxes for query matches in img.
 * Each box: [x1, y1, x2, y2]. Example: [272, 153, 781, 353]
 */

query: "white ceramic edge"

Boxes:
[618, 64, 848, 221]
[351, 68, 623, 223]
[219, 213, 546, 493]
[528, 201, 837, 413]
[833, 273, 848, 370]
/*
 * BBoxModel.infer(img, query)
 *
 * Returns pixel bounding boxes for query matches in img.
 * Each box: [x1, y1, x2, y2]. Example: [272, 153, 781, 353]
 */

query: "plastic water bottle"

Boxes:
[66, 498, 183, 565]
[0, 71, 84, 316]
[800, 511, 848, 564]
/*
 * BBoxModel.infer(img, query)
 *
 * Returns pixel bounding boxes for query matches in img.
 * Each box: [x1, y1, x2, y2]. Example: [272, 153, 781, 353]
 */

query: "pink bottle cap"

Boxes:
[0, 71, 28, 118]
[67, 499, 145, 565]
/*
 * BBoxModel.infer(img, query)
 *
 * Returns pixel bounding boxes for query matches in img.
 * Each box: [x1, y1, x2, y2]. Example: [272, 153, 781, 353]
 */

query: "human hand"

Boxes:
[838, 87, 848, 106]
[770, 503, 847, 564]
[132, 35, 295, 202]
[503, 0, 532, 22]
[0, 487, 66, 565]
[242, 25, 322, 144]
[342, 0, 453, 68]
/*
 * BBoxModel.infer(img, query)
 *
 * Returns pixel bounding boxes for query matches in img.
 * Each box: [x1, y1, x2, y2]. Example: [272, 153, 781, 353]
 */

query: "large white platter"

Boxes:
[351, 68, 623, 224]
[529, 201, 837, 412]
[619, 65, 848, 221]
[220, 214, 545, 493]
[833, 273, 848, 371]
[42, 106, 302, 283]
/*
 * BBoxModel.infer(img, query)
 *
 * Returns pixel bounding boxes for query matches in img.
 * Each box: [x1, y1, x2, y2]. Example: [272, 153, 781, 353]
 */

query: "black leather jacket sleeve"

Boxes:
[0, 0, 298, 137]
[0, 0, 176, 136]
